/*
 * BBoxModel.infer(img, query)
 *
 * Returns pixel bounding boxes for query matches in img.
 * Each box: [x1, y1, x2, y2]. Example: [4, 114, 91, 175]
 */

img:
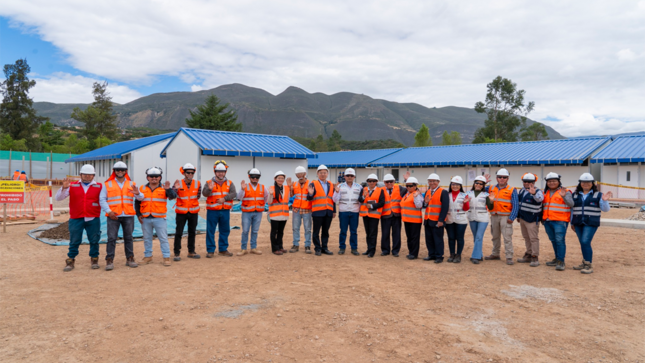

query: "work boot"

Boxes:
[545, 259, 558, 267]
[206, 253, 215, 258]
[139, 256, 153, 265]
[572, 260, 586, 270]
[305, 247, 312, 254]
[447, 254, 455, 263]
[555, 260, 565, 271]
[187, 252, 200, 259]
[506, 258, 514, 265]
[581, 261, 593, 274]
[530, 256, 539, 267]
[250, 249, 262, 255]
[91, 257, 100, 269]
[484, 254, 500, 260]
[517, 253, 532, 263]
[237, 250, 248, 256]
[125, 256, 138, 268]
[63, 258, 75, 272]
[454, 254, 461, 263]
[351, 249, 359, 256]
[338, 249, 345, 255]
[219, 251, 233, 257]
[174, 254, 181, 262]
[470, 258, 480, 265]
[289, 245, 299, 253]
[105, 258, 114, 271]
[163, 258, 171, 267]
[273, 250, 283, 255]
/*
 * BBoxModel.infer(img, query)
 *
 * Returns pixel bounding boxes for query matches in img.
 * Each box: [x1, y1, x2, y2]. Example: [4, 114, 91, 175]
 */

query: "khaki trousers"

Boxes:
[519, 219, 540, 256]
[490, 214, 514, 259]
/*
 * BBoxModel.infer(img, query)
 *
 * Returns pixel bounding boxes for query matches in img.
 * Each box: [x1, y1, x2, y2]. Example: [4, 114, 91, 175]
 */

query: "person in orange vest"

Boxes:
[12, 170, 20, 180]
[400, 177, 424, 260]
[19, 171, 28, 182]
[542, 172, 574, 271]
[173, 163, 202, 261]
[135, 167, 178, 267]
[484, 168, 519, 265]
[307, 164, 336, 256]
[380, 173, 407, 257]
[56, 164, 103, 272]
[358, 174, 386, 258]
[99, 161, 142, 270]
[289, 166, 312, 254]
[268, 171, 291, 255]
[236, 168, 268, 256]
[202, 160, 237, 258]
[423, 173, 450, 263]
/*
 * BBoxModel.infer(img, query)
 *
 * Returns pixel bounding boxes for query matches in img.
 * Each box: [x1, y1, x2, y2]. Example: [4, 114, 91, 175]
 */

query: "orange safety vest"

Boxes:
[241, 184, 266, 212]
[311, 180, 334, 212]
[424, 187, 444, 221]
[18, 174, 27, 181]
[400, 192, 423, 223]
[489, 185, 514, 216]
[543, 189, 572, 222]
[268, 185, 290, 218]
[381, 187, 392, 217]
[104, 179, 136, 216]
[387, 185, 403, 214]
[12, 171, 20, 180]
[206, 180, 233, 210]
[291, 180, 312, 210]
[360, 187, 384, 219]
[139, 185, 167, 218]
[176, 179, 201, 214]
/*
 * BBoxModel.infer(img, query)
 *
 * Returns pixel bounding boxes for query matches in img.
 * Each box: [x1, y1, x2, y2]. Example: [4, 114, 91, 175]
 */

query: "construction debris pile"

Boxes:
[625, 211, 645, 221]
[39, 221, 70, 240]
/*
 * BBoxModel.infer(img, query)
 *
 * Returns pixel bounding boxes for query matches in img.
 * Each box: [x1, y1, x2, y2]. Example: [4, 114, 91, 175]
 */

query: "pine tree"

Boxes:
[413, 124, 432, 147]
[185, 94, 242, 131]
[70, 81, 119, 149]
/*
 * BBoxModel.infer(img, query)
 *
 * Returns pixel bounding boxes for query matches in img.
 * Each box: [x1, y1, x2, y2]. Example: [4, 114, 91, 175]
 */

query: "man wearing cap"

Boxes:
[423, 173, 450, 263]
[99, 161, 143, 270]
[358, 174, 386, 258]
[202, 160, 237, 257]
[237, 168, 268, 255]
[57, 164, 103, 271]
[307, 165, 335, 256]
[381, 173, 407, 257]
[516, 173, 543, 267]
[290, 166, 312, 253]
[12, 170, 20, 180]
[173, 163, 202, 261]
[485, 168, 519, 265]
[332, 168, 362, 256]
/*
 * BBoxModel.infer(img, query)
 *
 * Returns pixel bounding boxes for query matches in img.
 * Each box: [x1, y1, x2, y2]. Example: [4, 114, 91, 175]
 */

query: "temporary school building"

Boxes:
[308, 148, 403, 182]
[591, 135, 645, 199]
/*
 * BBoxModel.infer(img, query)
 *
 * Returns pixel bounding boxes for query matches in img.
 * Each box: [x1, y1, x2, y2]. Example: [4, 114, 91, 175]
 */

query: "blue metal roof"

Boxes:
[591, 135, 645, 163]
[161, 128, 315, 159]
[308, 148, 403, 168]
[65, 133, 175, 163]
[371, 137, 611, 167]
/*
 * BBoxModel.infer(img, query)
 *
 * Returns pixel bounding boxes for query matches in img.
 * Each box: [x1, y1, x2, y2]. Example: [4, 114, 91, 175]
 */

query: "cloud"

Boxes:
[542, 114, 645, 137]
[30, 72, 142, 104]
[1, 0, 644, 136]
[190, 84, 204, 92]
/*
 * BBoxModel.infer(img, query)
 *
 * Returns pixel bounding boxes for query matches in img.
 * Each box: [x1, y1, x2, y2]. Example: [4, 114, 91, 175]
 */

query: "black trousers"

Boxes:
[445, 223, 467, 255]
[404, 222, 422, 257]
[174, 212, 199, 255]
[381, 215, 401, 254]
[312, 215, 333, 252]
[106, 217, 134, 260]
[425, 221, 445, 259]
[363, 216, 380, 255]
[270, 220, 287, 252]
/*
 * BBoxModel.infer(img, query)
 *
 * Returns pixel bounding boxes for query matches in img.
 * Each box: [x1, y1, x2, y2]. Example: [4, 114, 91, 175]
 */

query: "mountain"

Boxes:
[33, 83, 564, 145]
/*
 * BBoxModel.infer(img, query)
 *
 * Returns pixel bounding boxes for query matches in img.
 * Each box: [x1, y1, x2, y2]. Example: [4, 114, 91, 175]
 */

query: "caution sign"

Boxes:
[0, 181, 25, 204]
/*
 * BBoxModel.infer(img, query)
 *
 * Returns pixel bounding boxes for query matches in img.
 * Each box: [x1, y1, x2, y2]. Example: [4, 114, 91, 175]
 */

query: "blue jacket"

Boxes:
[518, 188, 543, 223]
[572, 191, 602, 227]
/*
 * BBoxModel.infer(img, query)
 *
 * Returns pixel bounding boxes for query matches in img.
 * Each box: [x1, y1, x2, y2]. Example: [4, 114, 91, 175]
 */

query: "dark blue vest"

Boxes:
[572, 191, 602, 227]
[518, 189, 542, 223]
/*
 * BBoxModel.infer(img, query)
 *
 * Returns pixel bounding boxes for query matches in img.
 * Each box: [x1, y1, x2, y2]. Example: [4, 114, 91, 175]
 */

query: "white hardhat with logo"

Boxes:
[182, 163, 196, 171]
[274, 170, 286, 178]
[579, 173, 594, 182]
[521, 172, 537, 182]
[450, 176, 463, 184]
[344, 168, 356, 176]
[317, 165, 329, 171]
[214, 163, 227, 171]
[406, 177, 419, 184]
[497, 168, 510, 176]
[113, 161, 127, 169]
[383, 174, 396, 182]
[427, 173, 440, 181]
[80, 164, 96, 175]
[366, 174, 378, 181]
[474, 176, 487, 183]
[295, 166, 307, 174]
[545, 172, 560, 180]
[146, 167, 162, 176]
[249, 168, 261, 176]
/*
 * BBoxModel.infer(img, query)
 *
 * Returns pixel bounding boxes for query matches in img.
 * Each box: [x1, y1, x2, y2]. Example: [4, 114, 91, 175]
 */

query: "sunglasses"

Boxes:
[385, 181, 394, 183]
[249, 176, 259, 179]
[148, 175, 161, 178]
[345, 175, 355, 177]
[406, 185, 416, 188]
[367, 180, 377, 182]
[474, 182, 484, 186]
[497, 176, 508, 179]
[114, 169, 127, 172]
[184, 171, 195, 175]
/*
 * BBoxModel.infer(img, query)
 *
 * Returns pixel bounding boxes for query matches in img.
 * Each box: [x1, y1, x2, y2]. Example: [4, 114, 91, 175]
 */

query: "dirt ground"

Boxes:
[1, 208, 644, 363]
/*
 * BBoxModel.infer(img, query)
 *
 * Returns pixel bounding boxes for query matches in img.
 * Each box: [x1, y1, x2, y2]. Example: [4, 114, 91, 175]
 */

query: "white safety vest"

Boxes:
[446, 191, 469, 225]
[467, 190, 490, 223]
[337, 182, 362, 213]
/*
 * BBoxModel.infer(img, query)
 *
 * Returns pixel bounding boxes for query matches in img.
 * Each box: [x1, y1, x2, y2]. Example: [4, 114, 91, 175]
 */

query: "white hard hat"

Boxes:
[295, 166, 307, 174]
[146, 167, 162, 176]
[344, 168, 356, 176]
[427, 173, 440, 181]
[497, 168, 510, 176]
[366, 174, 378, 181]
[113, 161, 127, 169]
[214, 163, 227, 171]
[406, 177, 419, 184]
[317, 165, 329, 171]
[545, 172, 560, 180]
[383, 174, 396, 182]
[274, 170, 286, 178]
[79, 164, 96, 175]
[579, 173, 594, 182]
[474, 176, 487, 183]
[249, 168, 261, 176]
[521, 173, 537, 182]
[450, 176, 463, 184]
[182, 163, 196, 171]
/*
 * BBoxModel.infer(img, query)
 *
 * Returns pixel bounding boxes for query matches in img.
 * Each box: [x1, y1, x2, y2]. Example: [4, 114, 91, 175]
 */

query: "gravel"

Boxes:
[625, 211, 645, 221]
[39, 221, 69, 240]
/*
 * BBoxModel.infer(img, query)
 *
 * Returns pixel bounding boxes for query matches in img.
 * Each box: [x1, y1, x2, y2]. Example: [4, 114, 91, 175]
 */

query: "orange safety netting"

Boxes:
[1, 185, 51, 222]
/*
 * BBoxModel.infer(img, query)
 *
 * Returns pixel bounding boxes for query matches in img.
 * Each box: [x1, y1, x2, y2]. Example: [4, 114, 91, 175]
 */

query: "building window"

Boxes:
[626, 171, 631, 182]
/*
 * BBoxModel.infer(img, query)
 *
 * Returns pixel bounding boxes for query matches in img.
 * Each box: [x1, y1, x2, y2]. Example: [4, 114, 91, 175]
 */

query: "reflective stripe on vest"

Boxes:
[140, 185, 167, 218]
[388, 185, 402, 214]
[543, 189, 571, 222]
[311, 180, 334, 212]
[490, 185, 513, 216]
[400, 193, 423, 223]
[268, 185, 290, 218]
[105, 179, 136, 216]
[291, 180, 312, 210]
[359, 187, 383, 219]
[69, 182, 102, 219]
[206, 180, 233, 210]
[241, 184, 265, 212]
[424, 187, 444, 221]
[176, 179, 200, 214]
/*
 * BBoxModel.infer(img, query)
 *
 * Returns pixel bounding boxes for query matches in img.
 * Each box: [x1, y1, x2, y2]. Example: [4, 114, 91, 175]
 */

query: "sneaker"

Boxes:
[250, 249, 262, 255]
[546, 259, 558, 267]
[484, 254, 500, 260]
[237, 250, 248, 256]
[187, 253, 200, 259]
[470, 258, 480, 265]
[289, 245, 299, 253]
[530, 256, 539, 267]
[63, 258, 75, 272]
[517, 253, 532, 263]
[305, 247, 312, 254]
[315, 250, 322, 256]
[506, 258, 515, 265]
[125, 256, 138, 268]
[351, 249, 359, 256]
[555, 260, 565, 271]
[338, 249, 345, 255]
[105, 258, 114, 271]
[139, 256, 153, 265]
[581, 261, 593, 274]
[91, 257, 100, 269]
[174, 255, 181, 262]
[572, 260, 586, 270]
[163, 258, 172, 267]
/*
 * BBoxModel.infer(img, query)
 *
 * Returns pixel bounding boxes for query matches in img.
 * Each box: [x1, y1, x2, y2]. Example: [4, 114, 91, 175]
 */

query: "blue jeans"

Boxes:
[338, 212, 359, 250]
[67, 217, 101, 259]
[142, 217, 170, 258]
[292, 210, 312, 247]
[469, 221, 488, 259]
[241, 212, 262, 250]
[574, 224, 598, 262]
[206, 209, 231, 253]
[543, 220, 568, 262]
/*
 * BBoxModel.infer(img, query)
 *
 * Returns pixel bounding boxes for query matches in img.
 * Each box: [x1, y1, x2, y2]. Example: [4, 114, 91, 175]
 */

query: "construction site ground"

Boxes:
[1, 207, 643, 363]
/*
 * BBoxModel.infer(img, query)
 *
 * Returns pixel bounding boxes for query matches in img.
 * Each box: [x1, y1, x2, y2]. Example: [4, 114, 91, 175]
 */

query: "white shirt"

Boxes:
[332, 182, 362, 213]
[56, 181, 98, 222]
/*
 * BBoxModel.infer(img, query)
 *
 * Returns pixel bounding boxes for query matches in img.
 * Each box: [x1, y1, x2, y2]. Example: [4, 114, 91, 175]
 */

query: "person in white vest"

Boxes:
[467, 176, 493, 264]
[332, 168, 363, 255]
[444, 176, 470, 263]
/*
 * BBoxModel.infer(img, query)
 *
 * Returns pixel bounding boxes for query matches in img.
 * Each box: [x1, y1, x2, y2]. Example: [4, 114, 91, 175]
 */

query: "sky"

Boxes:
[1, 0, 644, 137]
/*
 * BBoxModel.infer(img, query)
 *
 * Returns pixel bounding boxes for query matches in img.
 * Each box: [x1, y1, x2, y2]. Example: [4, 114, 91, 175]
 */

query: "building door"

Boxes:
[618, 164, 639, 199]
[392, 169, 399, 182]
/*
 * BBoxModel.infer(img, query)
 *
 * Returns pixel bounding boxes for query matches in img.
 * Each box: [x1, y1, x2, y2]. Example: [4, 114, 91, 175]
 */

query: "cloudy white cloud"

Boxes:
[1, 0, 644, 136]
[29, 72, 142, 104]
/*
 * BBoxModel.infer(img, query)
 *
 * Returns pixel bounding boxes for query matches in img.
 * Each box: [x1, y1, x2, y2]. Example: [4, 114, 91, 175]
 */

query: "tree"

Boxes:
[70, 81, 119, 149]
[473, 76, 535, 143]
[309, 134, 328, 152]
[413, 124, 432, 147]
[62, 134, 90, 154]
[521, 122, 549, 141]
[327, 130, 342, 151]
[185, 94, 241, 131]
[38, 121, 65, 151]
[0, 59, 49, 150]
[441, 131, 462, 145]
[0, 134, 28, 151]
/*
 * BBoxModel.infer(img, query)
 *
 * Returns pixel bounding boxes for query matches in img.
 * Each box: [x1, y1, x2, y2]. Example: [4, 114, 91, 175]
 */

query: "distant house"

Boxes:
[591, 135, 645, 199]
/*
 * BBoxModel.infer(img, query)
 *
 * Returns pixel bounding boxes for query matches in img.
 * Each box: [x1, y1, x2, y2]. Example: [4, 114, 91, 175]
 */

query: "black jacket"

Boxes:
[306, 180, 336, 217]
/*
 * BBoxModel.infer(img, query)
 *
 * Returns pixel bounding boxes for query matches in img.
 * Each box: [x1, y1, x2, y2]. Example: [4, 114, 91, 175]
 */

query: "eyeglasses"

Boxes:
[474, 182, 484, 186]
[497, 176, 508, 179]
[406, 185, 416, 188]
[345, 175, 355, 177]
[114, 169, 127, 172]
[385, 181, 394, 183]
[367, 180, 377, 183]
[249, 176, 259, 180]
[148, 175, 161, 178]
[184, 171, 195, 175]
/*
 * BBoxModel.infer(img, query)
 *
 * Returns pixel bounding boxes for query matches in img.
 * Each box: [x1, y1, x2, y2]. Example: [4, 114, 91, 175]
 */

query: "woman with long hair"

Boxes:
[400, 177, 425, 260]
[542, 172, 574, 271]
[444, 176, 470, 263]
[268, 171, 290, 255]
[467, 176, 493, 264]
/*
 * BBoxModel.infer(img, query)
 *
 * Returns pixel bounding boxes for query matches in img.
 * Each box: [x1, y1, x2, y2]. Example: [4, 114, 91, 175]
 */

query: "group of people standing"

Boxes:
[56, 161, 611, 275]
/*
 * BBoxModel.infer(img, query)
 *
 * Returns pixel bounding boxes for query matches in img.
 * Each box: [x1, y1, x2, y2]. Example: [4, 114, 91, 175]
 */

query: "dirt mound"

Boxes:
[625, 211, 645, 221]
[38, 221, 69, 240]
